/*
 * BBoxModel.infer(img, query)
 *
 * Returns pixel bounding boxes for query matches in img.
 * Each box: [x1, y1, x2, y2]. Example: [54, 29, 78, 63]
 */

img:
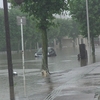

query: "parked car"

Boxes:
[35, 47, 56, 57]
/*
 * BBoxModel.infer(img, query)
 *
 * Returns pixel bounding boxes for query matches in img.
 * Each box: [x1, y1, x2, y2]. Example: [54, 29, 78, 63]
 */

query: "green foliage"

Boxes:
[9, 8, 22, 50]
[0, 8, 41, 51]
[68, 19, 80, 38]
[47, 18, 79, 43]
[69, 0, 100, 37]
[1, 7, 79, 51]
[9, 8, 41, 50]
[10, 0, 70, 29]
[0, 9, 6, 51]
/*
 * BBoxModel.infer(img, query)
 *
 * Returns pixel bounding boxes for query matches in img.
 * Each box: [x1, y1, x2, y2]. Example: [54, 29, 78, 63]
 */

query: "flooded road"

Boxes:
[0, 47, 100, 100]
[10, 47, 80, 72]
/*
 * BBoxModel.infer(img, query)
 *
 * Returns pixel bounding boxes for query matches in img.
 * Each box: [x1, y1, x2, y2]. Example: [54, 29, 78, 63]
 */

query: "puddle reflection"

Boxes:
[94, 93, 100, 100]
[45, 76, 53, 92]
[44, 76, 54, 100]
[80, 59, 87, 67]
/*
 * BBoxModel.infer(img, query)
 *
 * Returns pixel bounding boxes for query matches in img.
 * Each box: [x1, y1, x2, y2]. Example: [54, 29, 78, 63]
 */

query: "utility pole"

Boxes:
[3, 0, 15, 100]
[17, 16, 26, 97]
[20, 17, 26, 97]
[86, 0, 91, 64]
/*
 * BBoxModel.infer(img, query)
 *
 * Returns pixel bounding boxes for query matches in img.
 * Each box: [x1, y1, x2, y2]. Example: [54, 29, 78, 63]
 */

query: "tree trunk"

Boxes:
[41, 28, 49, 76]
[91, 36, 96, 63]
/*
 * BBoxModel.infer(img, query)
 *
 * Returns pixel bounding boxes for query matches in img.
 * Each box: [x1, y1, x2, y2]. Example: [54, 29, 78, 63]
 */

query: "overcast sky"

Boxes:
[0, 0, 10, 8]
[0, 0, 3, 8]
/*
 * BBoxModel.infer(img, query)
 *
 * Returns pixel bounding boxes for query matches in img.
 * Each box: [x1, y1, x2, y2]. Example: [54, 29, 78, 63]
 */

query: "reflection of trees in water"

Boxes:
[45, 75, 53, 100]
[80, 59, 87, 67]
[94, 93, 100, 100]
[44, 75, 54, 100]
[45, 76, 53, 92]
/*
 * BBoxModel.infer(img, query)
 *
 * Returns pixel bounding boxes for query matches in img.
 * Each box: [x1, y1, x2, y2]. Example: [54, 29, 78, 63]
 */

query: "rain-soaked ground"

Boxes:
[0, 47, 100, 100]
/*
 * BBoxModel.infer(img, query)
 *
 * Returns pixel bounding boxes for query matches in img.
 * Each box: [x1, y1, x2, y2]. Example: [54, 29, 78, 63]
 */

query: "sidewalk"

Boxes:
[36, 62, 100, 100]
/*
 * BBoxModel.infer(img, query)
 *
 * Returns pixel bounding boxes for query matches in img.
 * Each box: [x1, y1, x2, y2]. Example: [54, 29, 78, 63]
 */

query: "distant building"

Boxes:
[54, 35, 88, 49]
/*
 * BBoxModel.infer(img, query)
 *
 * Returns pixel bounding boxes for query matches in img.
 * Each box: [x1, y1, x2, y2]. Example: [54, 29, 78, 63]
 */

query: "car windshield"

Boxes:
[37, 48, 42, 53]
[37, 47, 53, 53]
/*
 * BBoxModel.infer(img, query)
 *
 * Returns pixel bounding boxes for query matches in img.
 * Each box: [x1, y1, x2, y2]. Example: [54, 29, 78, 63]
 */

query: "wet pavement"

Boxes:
[29, 62, 100, 100]
[1, 47, 100, 100]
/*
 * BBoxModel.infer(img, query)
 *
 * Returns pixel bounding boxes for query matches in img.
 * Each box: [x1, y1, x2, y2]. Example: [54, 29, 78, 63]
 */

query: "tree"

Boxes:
[10, 0, 70, 75]
[9, 8, 22, 51]
[69, 0, 100, 62]
[9, 8, 39, 51]
[0, 7, 40, 51]
[47, 18, 72, 49]
[47, 18, 79, 49]
[0, 9, 6, 51]
[68, 20, 80, 47]
[56, 19, 71, 49]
